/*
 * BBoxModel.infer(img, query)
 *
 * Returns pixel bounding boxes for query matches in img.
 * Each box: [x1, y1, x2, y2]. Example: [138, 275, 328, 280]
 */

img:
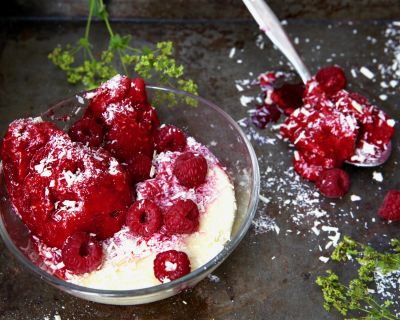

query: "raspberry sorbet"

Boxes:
[1, 75, 237, 289]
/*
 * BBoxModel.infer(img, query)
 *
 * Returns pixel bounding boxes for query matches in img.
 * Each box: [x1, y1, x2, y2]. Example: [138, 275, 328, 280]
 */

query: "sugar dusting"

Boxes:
[378, 22, 400, 96]
[252, 214, 280, 235]
[375, 269, 400, 300]
[207, 274, 221, 283]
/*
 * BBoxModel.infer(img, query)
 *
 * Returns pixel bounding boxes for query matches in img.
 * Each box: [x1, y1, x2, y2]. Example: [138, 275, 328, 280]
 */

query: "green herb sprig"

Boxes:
[316, 236, 400, 319]
[48, 0, 198, 98]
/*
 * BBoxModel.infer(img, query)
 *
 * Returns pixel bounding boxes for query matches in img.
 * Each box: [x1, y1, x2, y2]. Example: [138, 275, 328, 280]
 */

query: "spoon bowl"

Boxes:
[347, 142, 392, 167]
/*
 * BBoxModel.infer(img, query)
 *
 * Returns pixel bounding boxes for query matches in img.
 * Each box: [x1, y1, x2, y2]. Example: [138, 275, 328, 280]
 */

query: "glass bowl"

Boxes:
[0, 85, 260, 305]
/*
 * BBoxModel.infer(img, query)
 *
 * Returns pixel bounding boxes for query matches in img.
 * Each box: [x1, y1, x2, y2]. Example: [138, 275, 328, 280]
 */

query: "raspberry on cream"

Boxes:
[69, 136, 236, 290]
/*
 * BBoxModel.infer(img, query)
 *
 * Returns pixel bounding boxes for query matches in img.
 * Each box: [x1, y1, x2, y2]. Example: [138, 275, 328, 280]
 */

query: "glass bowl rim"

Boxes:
[0, 84, 260, 298]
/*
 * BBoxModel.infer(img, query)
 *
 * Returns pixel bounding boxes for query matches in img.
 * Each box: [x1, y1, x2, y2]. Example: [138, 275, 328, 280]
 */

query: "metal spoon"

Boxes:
[242, 0, 392, 167]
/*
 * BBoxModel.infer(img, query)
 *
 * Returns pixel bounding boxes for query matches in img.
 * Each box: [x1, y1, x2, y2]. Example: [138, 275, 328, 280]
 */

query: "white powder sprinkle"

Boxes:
[76, 95, 85, 104]
[255, 34, 265, 49]
[252, 215, 280, 235]
[108, 159, 119, 175]
[319, 256, 329, 263]
[208, 274, 221, 283]
[377, 22, 400, 97]
[235, 84, 245, 92]
[259, 194, 270, 204]
[387, 119, 396, 127]
[229, 47, 236, 59]
[379, 94, 388, 101]
[350, 195, 362, 202]
[165, 261, 177, 272]
[240, 95, 254, 107]
[372, 171, 384, 182]
[360, 66, 375, 79]
[375, 269, 400, 300]
[245, 126, 276, 145]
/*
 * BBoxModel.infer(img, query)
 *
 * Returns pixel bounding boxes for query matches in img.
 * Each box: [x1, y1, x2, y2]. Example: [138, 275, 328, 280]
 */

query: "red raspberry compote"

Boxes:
[255, 66, 395, 198]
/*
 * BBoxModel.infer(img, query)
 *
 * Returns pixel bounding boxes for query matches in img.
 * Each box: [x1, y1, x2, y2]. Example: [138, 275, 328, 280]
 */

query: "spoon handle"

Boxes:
[242, 0, 312, 83]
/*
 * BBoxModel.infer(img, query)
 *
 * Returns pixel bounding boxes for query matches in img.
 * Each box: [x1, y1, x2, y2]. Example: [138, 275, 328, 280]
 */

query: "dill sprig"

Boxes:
[316, 236, 400, 319]
[48, 0, 198, 99]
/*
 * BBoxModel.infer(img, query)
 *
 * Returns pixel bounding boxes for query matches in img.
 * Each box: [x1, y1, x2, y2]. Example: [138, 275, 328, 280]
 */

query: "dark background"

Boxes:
[1, 1, 399, 319]
[2, 0, 400, 19]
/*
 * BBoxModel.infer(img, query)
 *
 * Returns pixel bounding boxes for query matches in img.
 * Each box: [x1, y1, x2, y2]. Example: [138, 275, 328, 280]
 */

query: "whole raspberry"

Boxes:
[271, 82, 304, 112]
[126, 200, 163, 237]
[125, 153, 152, 184]
[153, 250, 191, 283]
[315, 66, 347, 97]
[164, 199, 199, 234]
[173, 152, 208, 188]
[378, 190, 400, 221]
[315, 168, 350, 198]
[155, 125, 187, 153]
[62, 232, 103, 275]
[92, 210, 127, 240]
[68, 115, 104, 147]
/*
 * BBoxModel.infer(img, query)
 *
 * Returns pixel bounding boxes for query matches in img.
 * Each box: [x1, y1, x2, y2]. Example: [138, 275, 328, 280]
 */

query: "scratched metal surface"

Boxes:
[0, 16, 399, 320]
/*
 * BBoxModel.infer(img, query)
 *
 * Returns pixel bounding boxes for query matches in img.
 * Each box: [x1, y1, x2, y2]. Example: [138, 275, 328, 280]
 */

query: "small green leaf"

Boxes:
[78, 37, 91, 48]
[109, 34, 131, 50]
[317, 236, 399, 319]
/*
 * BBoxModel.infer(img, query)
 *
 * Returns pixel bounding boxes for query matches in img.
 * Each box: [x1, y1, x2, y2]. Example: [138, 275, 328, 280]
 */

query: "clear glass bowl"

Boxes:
[0, 85, 260, 305]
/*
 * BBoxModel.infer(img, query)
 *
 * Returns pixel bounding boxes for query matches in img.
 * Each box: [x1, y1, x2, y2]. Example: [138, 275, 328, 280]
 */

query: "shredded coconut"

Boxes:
[360, 66, 375, 79]
[252, 214, 280, 235]
[208, 274, 221, 283]
[372, 171, 384, 182]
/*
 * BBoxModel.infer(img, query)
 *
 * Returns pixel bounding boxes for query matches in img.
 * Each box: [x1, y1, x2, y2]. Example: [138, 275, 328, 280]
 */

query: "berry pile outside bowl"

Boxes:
[0, 85, 260, 305]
